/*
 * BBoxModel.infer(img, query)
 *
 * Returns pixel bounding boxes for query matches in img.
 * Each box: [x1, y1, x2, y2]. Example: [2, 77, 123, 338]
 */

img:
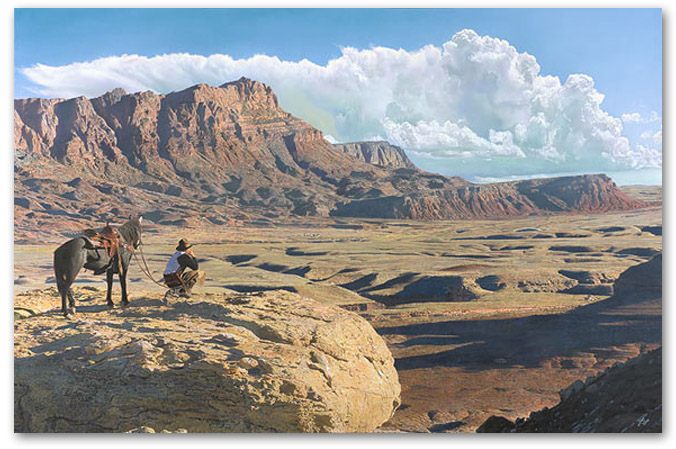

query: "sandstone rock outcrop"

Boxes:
[332, 174, 645, 220]
[14, 77, 648, 242]
[611, 253, 662, 303]
[14, 290, 401, 433]
[333, 141, 415, 169]
[476, 347, 662, 433]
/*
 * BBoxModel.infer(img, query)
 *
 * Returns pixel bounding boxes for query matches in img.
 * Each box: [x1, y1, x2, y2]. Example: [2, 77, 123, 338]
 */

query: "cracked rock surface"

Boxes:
[14, 289, 401, 432]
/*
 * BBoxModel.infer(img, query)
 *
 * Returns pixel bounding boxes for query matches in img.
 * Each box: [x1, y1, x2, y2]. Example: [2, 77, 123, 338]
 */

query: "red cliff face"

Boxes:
[14, 78, 647, 236]
[331, 174, 646, 220]
[333, 141, 416, 169]
[513, 175, 645, 213]
[15, 96, 125, 167]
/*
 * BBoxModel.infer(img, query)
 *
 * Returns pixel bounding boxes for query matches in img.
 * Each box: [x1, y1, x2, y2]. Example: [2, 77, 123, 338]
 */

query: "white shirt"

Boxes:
[164, 251, 186, 275]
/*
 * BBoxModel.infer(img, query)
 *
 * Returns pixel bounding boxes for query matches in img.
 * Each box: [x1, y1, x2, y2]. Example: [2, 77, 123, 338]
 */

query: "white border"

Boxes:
[2, 2, 671, 448]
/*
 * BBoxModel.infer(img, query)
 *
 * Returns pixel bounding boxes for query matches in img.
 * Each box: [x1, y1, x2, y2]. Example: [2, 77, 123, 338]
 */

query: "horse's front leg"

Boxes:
[119, 266, 129, 307]
[106, 268, 115, 307]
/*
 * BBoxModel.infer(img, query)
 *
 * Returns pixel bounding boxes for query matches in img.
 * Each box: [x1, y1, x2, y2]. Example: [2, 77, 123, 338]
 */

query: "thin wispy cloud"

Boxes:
[641, 126, 662, 145]
[622, 111, 661, 124]
[19, 29, 662, 176]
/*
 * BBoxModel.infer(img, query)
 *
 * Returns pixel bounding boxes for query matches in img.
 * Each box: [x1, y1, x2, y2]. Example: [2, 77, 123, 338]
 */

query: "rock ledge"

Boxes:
[14, 290, 401, 433]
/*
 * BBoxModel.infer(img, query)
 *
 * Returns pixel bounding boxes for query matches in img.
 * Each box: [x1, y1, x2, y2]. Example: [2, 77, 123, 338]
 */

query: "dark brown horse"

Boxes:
[53, 217, 142, 317]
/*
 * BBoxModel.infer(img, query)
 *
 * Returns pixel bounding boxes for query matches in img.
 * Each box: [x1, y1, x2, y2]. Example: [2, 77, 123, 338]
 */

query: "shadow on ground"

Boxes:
[380, 290, 661, 371]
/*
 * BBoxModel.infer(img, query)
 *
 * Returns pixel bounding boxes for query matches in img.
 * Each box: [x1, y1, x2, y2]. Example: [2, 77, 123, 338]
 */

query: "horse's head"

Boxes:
[119, 215, 143, 249]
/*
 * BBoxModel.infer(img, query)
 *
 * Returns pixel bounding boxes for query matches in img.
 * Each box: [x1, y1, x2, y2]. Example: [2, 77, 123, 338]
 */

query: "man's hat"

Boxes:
[176, 238, 193, 251]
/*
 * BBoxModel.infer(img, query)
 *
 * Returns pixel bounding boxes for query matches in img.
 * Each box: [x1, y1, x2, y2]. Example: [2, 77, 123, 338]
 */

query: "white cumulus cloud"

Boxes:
[19, 29, 661, 177]
[383, 118, 525, 158]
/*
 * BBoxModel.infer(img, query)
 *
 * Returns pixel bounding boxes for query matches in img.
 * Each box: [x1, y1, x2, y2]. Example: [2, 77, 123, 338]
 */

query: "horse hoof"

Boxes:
[121, 301, 130, 309]
[107, 303, 115, 309]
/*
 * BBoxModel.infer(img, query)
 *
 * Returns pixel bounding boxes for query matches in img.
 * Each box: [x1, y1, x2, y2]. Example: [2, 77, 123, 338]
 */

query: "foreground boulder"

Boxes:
[14, 290, 401, 432]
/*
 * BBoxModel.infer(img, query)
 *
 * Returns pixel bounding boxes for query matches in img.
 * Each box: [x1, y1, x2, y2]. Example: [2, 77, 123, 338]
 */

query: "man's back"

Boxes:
[164, 251, 198, 275]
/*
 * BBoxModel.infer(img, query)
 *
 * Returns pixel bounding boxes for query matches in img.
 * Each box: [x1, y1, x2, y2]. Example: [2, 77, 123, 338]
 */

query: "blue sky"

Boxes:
[14, 8, 662, 184]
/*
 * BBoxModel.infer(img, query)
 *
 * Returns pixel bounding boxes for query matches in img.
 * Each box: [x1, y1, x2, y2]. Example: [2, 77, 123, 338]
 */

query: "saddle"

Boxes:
[84, 224, 123, 259]
[83, 223, 129, 274]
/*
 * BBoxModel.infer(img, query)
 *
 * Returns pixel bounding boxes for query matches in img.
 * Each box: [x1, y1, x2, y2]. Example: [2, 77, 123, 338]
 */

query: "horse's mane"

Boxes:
[118, 216, 142, 249]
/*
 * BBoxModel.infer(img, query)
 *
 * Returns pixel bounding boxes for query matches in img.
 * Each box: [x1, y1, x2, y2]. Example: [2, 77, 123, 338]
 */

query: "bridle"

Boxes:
[92, 217, 177, 289]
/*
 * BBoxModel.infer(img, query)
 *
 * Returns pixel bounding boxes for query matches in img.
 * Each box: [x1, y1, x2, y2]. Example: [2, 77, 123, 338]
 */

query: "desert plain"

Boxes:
[14, 186, 662, 432]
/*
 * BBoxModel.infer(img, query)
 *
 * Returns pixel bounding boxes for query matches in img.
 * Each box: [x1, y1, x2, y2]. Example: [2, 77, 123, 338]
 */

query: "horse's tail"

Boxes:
[53, 238, 87, 296]
[53, 244, 67, 296]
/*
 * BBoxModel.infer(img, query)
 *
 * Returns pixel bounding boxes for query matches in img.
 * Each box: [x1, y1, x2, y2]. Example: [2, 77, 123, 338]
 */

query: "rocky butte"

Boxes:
[15, 77, 647, 241]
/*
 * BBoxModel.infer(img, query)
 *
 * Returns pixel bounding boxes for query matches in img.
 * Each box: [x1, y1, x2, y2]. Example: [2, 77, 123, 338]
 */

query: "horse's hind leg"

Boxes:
[119, 266, 129, 307]
[105, 269, 115, 308]
[56, 275, 75, 318]
[54, 239, 86, 318]
[57, 282, 69, 317]
[55, 258, 69, 317]
[67, 289, 76, 315]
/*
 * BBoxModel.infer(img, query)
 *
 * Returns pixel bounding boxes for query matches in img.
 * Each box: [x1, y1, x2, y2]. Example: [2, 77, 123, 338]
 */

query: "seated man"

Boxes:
[163, 238, 205, 298]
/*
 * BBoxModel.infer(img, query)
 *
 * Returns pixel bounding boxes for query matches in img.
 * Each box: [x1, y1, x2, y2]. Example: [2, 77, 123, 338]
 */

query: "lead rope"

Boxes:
[133, 242, 167, 288]
[128, 220, 181, 290]
[131, 219, 168, 288]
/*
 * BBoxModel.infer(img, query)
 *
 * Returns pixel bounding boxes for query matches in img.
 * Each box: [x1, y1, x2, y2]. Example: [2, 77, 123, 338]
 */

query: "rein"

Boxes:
[133, 242, 167, 288]
[88, 218, 167, 288]
[129, 219, 168, 288]
[95, 218, 194, 290]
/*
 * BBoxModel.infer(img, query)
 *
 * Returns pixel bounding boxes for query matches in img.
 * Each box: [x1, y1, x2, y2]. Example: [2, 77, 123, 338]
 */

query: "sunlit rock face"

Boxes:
[14, 77, 646, 243]
[14, 290, 401, 433]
